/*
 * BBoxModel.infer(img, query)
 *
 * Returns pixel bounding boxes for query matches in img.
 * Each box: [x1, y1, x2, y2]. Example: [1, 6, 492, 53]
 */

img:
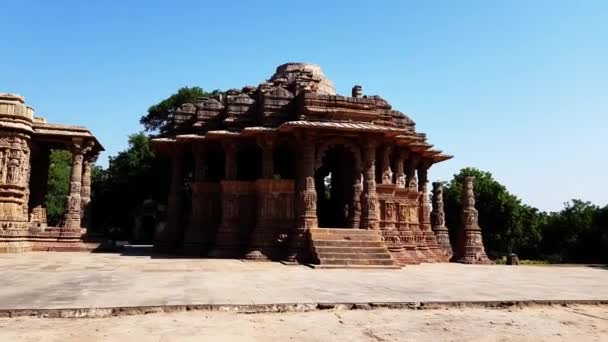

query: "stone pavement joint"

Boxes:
[2, 300, 608, 319]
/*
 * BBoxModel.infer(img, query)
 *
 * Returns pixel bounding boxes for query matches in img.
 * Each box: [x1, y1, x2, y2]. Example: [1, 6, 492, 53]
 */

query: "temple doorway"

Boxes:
[314, 145, 359, 228]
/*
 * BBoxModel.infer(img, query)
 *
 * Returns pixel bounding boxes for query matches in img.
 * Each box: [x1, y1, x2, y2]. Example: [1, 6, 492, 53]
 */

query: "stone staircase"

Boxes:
[308, 228, 399, 268]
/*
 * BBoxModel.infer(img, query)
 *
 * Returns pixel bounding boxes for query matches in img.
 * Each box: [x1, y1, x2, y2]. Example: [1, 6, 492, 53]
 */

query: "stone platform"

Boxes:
[1, 250, 607, 315]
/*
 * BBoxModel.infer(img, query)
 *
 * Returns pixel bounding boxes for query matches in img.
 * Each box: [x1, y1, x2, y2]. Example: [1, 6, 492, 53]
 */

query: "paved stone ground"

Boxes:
[1, 249, 607, 310]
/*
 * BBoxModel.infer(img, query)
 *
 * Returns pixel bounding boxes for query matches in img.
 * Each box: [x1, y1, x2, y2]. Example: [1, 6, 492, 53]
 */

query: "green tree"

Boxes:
[140, 86, 219, 133]
[540, 200, 600, 262]
[443, 167, 543, 259]
[91, 133, 169, 238]
[45, 150, 72, 226]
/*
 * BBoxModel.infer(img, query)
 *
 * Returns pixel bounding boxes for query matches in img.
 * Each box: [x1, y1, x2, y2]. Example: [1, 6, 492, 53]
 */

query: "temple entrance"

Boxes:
[314, 145, 359, 228]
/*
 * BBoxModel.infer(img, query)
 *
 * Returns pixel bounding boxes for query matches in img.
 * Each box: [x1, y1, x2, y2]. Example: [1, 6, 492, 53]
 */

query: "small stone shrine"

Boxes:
[0, 93, 103, 252]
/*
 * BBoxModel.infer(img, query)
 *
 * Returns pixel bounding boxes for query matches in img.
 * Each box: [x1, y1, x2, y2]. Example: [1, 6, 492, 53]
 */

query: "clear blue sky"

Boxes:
[1, 1, 606, 211]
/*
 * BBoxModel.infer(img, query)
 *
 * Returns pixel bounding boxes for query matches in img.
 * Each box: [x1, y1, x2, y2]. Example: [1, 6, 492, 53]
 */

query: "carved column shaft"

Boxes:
[432, 181, 453, 259]
[418, 163, 442, 261]
[183, 143, 206, 255]
[80, 153, 97, 230]
[224, 142, 237, 180]
[348, 167, 362, 229]
[158, 145, 184, 250]
[259, 138, 274, 179]
[360, 139, 379, 229]
[63, 141, 87, 230]
[287, 134, 317, 261]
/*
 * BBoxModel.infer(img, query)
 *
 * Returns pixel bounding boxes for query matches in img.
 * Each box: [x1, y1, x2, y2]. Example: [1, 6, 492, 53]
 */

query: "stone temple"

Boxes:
[151, 63, 468, 267]
[0, 63, 492, 267]
[0, 93, 103, 252]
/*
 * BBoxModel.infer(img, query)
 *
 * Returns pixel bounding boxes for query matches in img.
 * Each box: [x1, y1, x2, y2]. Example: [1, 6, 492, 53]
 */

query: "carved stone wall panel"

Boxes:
[184, 182, 221, 254]
[209, 181, 256, 258]
[246, 179, 295, 260]
[0, 134, 31, 230]
[376, 184, 396, 230]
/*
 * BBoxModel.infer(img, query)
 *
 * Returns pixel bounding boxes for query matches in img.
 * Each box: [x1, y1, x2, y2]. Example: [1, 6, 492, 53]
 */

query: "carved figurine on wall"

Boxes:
[6, 151, 20, 185]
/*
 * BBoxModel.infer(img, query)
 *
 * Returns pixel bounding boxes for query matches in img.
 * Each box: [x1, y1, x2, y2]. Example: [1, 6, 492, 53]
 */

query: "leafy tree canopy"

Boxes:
[46, 150, 72, 226]
[91, 132, 170, 238]
[140, 86, 220, 133]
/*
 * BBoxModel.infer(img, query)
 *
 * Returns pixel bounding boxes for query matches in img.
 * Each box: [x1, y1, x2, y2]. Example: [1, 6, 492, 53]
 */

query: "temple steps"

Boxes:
[308, 228, 398, 268]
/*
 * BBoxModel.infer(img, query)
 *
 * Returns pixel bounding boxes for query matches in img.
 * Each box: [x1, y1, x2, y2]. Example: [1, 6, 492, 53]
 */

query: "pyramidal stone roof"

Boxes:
[170, 62, 416, 133]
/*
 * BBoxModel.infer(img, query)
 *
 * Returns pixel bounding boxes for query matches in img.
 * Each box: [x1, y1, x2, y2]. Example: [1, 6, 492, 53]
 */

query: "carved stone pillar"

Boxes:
[381, 146, 393, 184]
[80, 153, 97, 231]
[395, 149, 407, 188]
[224, 141, 237, 180]
[259, 137, 274, 179]
[28, 144, 51, 226]
[432, 182, 453, 260]
[156, 145, 184, 251]
[454, 176, 492, 264]
[246, 137, 276, 260]
[360, 139, 379, 230]
[286, 134, 317, 262]
[348, 170, 362, 229]
[183, 143, 206, 255]
[417, 164, 441, 262]
[404, 153, 427, 260]
[63, 140, 89, 231]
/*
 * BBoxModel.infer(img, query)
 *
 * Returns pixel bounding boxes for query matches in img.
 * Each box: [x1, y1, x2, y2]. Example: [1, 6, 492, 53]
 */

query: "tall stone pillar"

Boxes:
[183, 142, 206, 255]
[348, 168, 362, 229]
[80, 152, 97, 231]
[431, 182, 453, 261]
[63, 140, 89, 231]
[417, 164, 442, 261]
[259, 137, 274, 179]
[224, 141, 237, 180]
[156, 145, 184, 251]
[28, 144, 51, 226]
[405, 154, 427, 260]
[286, 134, 317, 262]
[360, 139, 379, 229]
[454, 176, 492, 264]
[246, 137, 274, 260]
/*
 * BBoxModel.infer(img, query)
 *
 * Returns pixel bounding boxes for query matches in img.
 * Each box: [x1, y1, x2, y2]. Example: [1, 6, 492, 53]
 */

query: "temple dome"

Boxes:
[269, 63, 336, 95]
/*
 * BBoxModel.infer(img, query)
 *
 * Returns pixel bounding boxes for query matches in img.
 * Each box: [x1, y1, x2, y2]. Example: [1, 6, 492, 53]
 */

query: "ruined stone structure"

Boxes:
[152, 63, 458, 267]
[0, 93, 103, 253]
[453, 176, 492, 264]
